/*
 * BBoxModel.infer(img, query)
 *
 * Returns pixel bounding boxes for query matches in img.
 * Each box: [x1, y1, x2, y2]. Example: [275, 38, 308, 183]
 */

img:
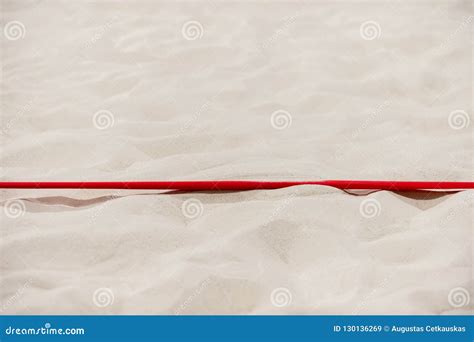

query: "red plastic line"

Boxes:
[0, 180, 473, 191]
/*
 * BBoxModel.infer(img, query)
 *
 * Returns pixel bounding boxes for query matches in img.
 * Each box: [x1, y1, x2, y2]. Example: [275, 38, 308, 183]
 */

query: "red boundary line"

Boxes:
[0, 180, 473, 191]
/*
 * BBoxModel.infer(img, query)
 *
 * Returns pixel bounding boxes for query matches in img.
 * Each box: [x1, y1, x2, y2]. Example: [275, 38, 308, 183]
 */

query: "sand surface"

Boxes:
[0, 0, 472, 314]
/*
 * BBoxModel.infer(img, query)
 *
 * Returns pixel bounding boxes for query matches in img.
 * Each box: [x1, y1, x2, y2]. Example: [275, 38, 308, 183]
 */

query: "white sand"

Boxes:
[0, 0, 472, 314]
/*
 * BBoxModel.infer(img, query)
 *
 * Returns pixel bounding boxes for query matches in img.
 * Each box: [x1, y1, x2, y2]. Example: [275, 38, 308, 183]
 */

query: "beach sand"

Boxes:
[0, 0, 472, 314]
